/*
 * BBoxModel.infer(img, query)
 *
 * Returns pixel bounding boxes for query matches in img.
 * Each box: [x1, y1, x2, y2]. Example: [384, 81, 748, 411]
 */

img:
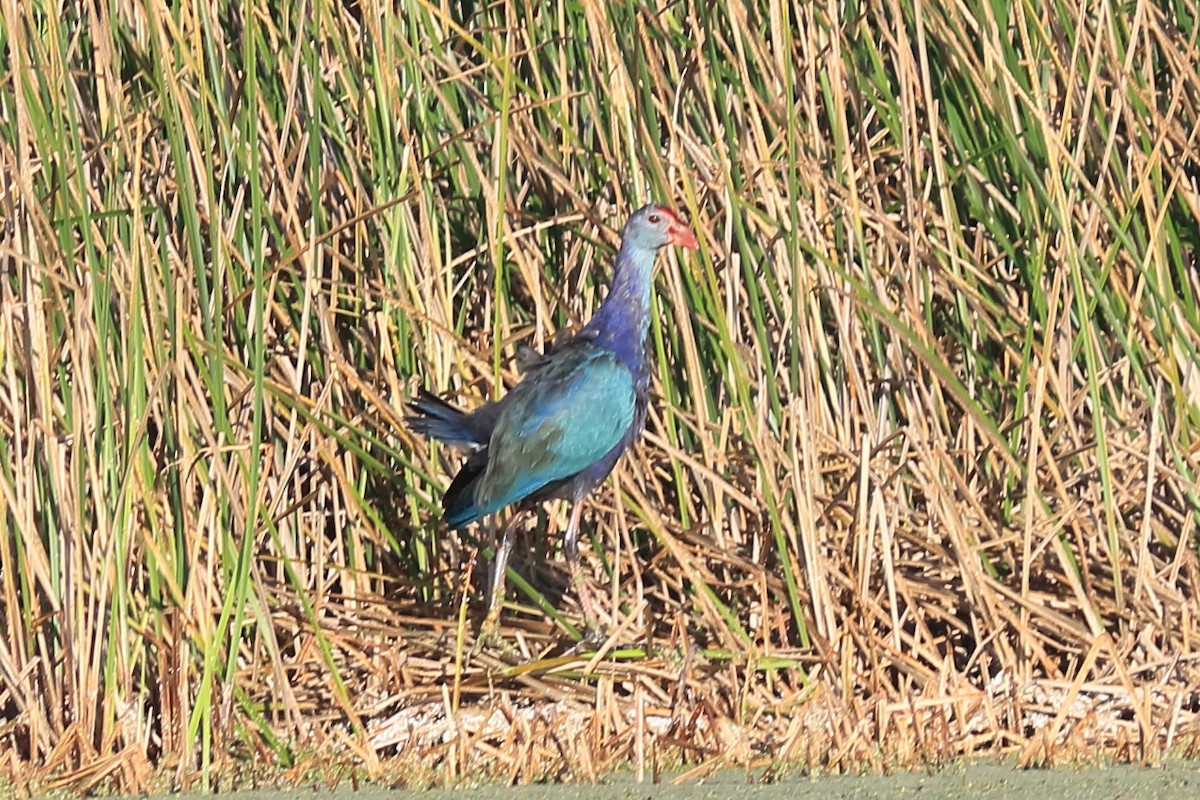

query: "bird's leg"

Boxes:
[478, 509, 524, 648]
[563, 501, 605, 643]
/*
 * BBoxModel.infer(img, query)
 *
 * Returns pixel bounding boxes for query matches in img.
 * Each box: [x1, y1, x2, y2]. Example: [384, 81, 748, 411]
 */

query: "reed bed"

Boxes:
[2, 0, 1200, 792]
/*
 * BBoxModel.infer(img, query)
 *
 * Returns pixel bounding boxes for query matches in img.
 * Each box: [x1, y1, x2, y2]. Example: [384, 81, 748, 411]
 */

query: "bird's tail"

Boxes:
[405, 389, 488, 450]
[407, 389, 496, 528]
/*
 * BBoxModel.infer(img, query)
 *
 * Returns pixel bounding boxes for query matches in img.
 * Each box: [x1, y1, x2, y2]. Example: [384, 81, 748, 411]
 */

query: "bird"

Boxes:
[406, 204, 699, 644]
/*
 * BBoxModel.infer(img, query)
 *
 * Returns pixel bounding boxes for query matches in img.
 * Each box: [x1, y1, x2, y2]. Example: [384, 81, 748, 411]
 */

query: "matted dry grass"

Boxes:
[2, 0, 1200, 793]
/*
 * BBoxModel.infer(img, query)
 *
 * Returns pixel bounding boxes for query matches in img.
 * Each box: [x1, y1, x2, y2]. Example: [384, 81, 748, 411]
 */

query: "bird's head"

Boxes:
[622, 204, 699, 252]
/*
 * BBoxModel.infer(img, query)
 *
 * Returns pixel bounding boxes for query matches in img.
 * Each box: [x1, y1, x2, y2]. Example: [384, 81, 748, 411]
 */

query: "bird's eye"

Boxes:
[648, 213, 661, 223]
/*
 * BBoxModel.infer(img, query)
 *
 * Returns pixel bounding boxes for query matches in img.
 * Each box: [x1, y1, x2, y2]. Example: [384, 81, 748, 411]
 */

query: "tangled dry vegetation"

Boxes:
[3, 0, 1200, 793]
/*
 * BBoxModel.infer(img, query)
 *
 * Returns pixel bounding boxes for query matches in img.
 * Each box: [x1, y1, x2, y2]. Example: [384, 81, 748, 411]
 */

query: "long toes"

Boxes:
[564, 619, 609, 653]
[582, 623, 608, 647]
[471, 613, 505, 656]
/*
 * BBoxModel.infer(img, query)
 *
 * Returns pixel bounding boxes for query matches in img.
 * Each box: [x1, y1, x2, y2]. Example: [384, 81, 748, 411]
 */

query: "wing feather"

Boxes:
[473, 348, 634, 515]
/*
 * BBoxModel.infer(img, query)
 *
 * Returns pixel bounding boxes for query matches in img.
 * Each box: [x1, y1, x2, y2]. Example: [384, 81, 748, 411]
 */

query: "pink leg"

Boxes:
[563, 501, 603, 635]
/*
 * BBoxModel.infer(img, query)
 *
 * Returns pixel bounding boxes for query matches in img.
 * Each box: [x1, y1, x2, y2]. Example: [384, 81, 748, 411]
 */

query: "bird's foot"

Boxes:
[565, 618, 610, 654]
[583, 619, 609, 646]
[469, 630, 497, 658]
[470, 609, 514, 657]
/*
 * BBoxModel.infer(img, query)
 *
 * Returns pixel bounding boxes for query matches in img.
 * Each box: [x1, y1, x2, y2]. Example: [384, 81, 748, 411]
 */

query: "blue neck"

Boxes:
[584, 242, 656, 376]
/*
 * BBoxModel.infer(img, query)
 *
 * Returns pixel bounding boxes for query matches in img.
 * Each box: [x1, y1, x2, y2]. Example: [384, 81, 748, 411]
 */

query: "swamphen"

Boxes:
[407, 204, 699, 641]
